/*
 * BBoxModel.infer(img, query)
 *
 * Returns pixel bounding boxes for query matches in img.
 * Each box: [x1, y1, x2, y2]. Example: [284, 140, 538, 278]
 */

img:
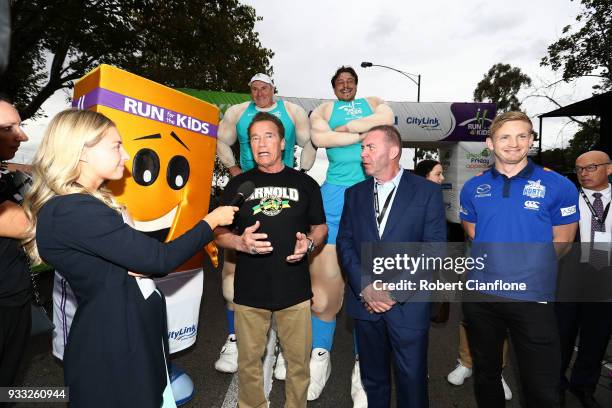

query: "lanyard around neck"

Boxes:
[580, 188, 610, 225]
[374, 183, 396, 227]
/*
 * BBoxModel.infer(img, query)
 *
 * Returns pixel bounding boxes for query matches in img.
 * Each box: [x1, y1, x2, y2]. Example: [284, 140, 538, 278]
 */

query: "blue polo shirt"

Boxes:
[459, 160, 580, 300]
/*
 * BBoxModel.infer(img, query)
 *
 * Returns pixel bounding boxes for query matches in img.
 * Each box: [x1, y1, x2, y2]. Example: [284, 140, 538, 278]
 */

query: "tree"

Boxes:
[539, 118, 600, 172]
[539, 148, 569, 173]
[538, 1, 610, 165]
[566, 118, 601, 160]
[473, 63, 532, 112]
[1, 0, 274, 120]
[540, 0, 612, 92]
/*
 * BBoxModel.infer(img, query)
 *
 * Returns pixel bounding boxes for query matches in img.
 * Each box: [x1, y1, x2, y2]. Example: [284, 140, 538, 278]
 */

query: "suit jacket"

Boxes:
[337, 171, 447, 327]
[556, 197, 612, 302]
[36, 194, 213, 407]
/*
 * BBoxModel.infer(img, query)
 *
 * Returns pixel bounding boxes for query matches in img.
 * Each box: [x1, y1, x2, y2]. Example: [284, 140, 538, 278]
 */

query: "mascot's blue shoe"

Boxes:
[169, 363, 195, 406]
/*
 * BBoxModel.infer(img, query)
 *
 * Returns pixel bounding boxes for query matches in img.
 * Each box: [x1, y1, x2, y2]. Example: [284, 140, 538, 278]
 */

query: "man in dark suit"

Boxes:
[336, 124, 446, 408]
[556, 150, 612, 408]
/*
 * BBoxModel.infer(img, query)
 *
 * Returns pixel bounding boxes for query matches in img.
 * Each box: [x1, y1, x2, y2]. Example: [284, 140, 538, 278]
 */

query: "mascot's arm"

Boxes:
[310, 102, 363, 148]
[286, 101, 316, 170]
[217, 103, 249, 172]
[345, 96, 395, 133]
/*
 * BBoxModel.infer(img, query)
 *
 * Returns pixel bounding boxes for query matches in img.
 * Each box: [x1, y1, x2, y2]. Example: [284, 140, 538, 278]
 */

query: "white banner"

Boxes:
[281, 97, 495, 145]
[439, 142, 494, 223]
[156, 268, 204, 353]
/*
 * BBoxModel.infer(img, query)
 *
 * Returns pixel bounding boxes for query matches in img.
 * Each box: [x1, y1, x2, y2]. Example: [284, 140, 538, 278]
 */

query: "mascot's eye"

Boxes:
[132, 148, 160, 186]
[167, 156, 190, 190]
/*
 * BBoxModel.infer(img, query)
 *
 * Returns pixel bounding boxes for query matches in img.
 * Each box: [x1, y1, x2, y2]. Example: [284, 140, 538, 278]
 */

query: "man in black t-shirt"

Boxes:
[215, 112, 327, 407]
[0, 94, 31, 387]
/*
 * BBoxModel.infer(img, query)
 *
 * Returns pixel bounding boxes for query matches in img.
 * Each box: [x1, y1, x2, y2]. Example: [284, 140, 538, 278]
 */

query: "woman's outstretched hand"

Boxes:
[204, 206, 238, 229]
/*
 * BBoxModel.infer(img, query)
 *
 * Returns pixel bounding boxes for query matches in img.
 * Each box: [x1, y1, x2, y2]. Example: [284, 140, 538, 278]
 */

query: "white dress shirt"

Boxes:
[578, 184, 611, 263]
[375, 167, 403, 237]
[578, 184, 612, 243]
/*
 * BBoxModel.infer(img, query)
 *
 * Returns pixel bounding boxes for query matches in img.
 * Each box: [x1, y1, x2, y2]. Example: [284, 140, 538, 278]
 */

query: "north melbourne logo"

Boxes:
[523, 180, 546, 199]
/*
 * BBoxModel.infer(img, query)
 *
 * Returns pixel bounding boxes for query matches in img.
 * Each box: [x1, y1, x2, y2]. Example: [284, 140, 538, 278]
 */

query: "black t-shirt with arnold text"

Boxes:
[221, 167, 325, 311]
[0, 170, 31, 306]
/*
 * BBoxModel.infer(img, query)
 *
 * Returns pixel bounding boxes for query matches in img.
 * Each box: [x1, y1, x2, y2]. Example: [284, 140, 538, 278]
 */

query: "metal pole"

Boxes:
[414, 74, 421, 167]
[361, 62, 422, 168]
[538, 117, 543, 164]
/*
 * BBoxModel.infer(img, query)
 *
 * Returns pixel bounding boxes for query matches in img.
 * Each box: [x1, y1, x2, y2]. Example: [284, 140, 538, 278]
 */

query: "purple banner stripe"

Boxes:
[72, 88, 218, 138]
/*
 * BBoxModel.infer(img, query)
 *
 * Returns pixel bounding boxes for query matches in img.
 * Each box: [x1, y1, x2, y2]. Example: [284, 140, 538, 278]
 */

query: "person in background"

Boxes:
[556, 150, 612, 408]
[22, 109, 236, 407]
[414, 159, 445, 184]
[0, 94, 30, 389]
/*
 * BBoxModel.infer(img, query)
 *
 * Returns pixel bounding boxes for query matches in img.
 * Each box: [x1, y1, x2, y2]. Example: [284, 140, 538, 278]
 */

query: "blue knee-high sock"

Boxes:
[311, 316, 336, 351]
[226, 308, 235, 335]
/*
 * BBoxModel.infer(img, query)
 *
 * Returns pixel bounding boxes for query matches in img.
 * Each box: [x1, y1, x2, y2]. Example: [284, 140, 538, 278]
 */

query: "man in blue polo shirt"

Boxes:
[459, 111, 579, 408]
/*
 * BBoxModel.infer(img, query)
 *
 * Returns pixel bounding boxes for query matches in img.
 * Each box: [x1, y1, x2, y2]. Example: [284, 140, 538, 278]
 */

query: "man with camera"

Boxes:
[0, 94, 31, 387]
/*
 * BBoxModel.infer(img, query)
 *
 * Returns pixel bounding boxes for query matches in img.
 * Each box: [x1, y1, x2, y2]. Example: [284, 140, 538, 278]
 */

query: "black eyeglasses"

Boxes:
[573, 163, 610, 173]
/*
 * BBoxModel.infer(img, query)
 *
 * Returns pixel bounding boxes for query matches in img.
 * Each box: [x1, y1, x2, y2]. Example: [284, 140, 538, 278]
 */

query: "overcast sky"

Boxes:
[15, 0, 600, 181]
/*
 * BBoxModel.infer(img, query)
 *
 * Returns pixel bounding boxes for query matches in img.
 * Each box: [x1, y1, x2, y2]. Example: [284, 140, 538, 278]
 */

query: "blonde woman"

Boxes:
[23, 109, 236, 408]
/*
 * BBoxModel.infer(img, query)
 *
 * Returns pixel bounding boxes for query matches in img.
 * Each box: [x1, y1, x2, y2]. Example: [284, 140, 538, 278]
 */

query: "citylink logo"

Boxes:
[406, 116, 440, 130]
[168, 324, 197, 342]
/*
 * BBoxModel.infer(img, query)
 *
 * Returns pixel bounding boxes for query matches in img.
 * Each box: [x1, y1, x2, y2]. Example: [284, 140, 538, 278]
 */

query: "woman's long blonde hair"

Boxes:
[23, 109, 123, 264]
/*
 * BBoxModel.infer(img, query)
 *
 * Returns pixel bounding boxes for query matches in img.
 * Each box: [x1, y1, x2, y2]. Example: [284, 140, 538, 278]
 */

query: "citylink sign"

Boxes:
[406, 116, 441, 130]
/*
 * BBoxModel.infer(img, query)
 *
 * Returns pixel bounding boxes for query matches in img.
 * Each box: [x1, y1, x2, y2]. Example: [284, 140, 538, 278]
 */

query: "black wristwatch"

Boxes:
[306, 236, 315, 254]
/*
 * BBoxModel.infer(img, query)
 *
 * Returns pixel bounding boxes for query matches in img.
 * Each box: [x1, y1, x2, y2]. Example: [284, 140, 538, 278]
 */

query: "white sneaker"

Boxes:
[351, 358, 368, 408]
[214, 334, 238, 373]
[307, 348, 331, 401]
[447, 359, 472, 385]
[501, 375, 512, 401]
[274, 350, 287, 380]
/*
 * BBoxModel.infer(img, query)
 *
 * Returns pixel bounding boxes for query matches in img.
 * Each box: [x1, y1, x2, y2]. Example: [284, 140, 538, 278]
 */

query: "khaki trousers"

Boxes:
[235, 300, 312, 408]
[459, 321, 509, 368]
